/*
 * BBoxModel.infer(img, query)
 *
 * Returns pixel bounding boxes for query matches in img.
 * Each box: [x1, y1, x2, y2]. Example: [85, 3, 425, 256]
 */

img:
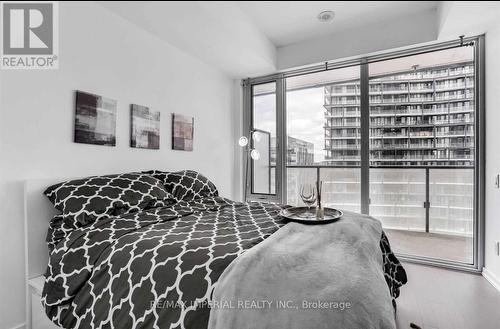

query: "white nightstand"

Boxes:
[27, 276, 59, 329]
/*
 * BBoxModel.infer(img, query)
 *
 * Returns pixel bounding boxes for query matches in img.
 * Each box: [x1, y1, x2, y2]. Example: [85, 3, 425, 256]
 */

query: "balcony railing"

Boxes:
[328, 134, 359, 139]
[450, 106, 474, 113]
[285, 165, 474, 236]
[325, 111, 361, 118]
[329, 144, 360, 149]
[435, 83, 471, 91]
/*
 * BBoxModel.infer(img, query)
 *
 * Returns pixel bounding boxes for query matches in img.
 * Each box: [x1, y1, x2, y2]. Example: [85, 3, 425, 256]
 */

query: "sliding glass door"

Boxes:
[285, 67, 361, 211]
[368, 46, 476, 264]
[243, 36, 484, 271]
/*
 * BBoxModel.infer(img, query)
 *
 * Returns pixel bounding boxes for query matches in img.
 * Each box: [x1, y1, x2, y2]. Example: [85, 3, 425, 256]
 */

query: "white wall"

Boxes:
[0, 2, 239, 329]
[277, 9, 438, 70]
[98, 1, 277, 78]
[437, 1, 500, 287]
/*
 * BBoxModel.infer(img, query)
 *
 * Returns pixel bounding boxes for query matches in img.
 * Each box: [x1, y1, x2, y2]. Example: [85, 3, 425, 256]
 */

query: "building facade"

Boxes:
[323, 61, 475, 167]
[271, 136, 314, 165]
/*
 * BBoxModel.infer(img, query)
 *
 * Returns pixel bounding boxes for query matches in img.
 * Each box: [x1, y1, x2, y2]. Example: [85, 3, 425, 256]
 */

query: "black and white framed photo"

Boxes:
[74, 91, 117, 146]
[172, 113, 194, 151]
[130, 104, 160, 149]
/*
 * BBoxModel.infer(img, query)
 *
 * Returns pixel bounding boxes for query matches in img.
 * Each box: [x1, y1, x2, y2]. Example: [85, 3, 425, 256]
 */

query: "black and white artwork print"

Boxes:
[74, 91, 117, 146]
[172, 113, 194, 151]
[130, 104, 160, 149]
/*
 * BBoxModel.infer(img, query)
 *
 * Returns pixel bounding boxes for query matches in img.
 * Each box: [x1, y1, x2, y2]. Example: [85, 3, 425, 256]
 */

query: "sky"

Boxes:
[286, 87, 326, 162]
[253, 87, 326, 163]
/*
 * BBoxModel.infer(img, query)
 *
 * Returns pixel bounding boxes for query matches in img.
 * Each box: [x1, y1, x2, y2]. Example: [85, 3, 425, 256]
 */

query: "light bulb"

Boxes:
[238, 136, 248, 147]
[250, 149, 260, 160]
[252, 131, 261, 142]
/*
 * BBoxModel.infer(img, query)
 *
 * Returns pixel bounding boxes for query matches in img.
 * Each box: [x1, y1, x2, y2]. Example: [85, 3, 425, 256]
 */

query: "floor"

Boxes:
[396, 262, 500, 329]
[385, 229, 473, 263]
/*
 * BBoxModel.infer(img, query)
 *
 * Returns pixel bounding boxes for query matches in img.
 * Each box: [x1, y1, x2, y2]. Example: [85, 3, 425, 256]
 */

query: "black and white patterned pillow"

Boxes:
[143, 170, 218, 201]
[46, 215, 77, 252]
[44, 173, 172, 226]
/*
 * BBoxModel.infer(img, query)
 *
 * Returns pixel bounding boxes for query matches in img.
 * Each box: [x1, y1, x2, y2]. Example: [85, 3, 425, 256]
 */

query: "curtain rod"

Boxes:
[244, 35, 477, 85]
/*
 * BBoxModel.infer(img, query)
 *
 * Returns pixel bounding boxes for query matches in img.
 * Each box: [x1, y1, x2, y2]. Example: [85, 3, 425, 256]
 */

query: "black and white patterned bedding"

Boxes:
[44, 172, 172, 227]
[42, 197, 407, 329]
[143, 170, 219, 202]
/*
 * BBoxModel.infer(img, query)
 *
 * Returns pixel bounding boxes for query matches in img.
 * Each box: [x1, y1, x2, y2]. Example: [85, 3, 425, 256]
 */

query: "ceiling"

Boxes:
[98, 1, 441, 77]
[97, 1, 277, 77]
[237, 1, 439, 47]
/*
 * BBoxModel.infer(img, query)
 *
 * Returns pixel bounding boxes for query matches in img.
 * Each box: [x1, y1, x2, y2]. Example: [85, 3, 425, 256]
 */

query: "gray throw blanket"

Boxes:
[208, 211, 396, 329]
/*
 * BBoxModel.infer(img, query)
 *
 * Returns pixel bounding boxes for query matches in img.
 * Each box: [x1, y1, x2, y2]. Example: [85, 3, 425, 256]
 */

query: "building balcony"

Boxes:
[370, 144, 430, 150]
[326, 123, 360, 128]
[368, 67, 473, 83]
[408, 131, 434, 137]
[370, 108, 424, 116]
[369, 155, 474, 161]
[325, 87, 359, 96]
[327, 135, 360, 139]
[324, 103, 360, 108]
[435, 83, 471, 91]
[325, 111, 360, 118]
[423, 108, 448, 115]
[437, 131, 468, 137]
[434, 118, 474, 125]
[436, 94, 473, 101]
[333, 142, 474, 151]
[450, 106, 474, 113]
[330, 155, 361, 160]
[448, 142, 475, 148]
[409, 97, 434, 102]
[368, 118, 474, 127]
[327, 91, 359, 96]
[328, 145, 360, 150]
[325, 95, 474, 107]
[329, 100, 360, 105]
[382, 88, 409, 93]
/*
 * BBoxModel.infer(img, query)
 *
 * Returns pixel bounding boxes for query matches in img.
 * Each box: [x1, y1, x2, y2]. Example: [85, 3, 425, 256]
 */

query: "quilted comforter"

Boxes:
[42, 197, 407, 329]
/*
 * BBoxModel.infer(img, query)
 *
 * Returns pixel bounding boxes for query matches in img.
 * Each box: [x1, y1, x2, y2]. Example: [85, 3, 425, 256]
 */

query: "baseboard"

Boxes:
[483, 267, 500, 293]
[8, 323, 25, 329]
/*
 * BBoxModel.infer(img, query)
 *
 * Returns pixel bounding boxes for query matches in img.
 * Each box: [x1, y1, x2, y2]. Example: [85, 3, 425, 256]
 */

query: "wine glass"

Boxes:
[300, 184, 317, 218]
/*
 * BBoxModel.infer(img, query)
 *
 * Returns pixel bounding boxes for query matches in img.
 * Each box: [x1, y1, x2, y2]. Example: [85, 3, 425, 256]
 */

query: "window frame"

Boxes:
[242, 36, 485, 272]
[243, 77, 286, 203]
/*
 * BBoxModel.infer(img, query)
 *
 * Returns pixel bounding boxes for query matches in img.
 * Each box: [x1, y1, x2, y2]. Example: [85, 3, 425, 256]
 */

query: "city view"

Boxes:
[253, 47, 475, 263]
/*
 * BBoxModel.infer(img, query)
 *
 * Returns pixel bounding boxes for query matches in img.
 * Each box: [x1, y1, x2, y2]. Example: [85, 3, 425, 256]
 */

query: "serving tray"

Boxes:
[279, 207, 343, 224]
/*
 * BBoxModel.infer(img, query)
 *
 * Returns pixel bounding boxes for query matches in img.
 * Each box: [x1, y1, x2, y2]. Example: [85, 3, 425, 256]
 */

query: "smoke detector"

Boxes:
[317, 11, 335, 23]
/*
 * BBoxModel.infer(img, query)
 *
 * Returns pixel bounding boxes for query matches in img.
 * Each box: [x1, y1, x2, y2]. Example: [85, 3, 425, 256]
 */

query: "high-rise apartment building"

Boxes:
[323, 61, 475, 167]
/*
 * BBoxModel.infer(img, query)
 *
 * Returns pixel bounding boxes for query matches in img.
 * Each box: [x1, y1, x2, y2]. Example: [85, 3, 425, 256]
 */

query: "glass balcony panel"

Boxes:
[286, 168, 317, 206]
[370, 168, 426, 231]
[320, 168, 361, 212]
[429, 168, 474, 263]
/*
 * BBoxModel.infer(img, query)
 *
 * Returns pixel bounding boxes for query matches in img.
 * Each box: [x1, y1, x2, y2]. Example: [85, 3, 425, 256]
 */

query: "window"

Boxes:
[243, 36, 484, 271]
[286, 67, 361, 211]
[369, 47, 476, 263]
[251, 82, 277, 195]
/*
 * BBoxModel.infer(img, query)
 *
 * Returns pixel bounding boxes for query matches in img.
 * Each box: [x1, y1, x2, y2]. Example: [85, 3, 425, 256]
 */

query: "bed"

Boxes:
[33, 170, 406, 329]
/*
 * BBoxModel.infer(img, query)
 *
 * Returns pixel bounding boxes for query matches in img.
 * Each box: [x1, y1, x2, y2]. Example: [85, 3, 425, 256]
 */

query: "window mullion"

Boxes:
[360, 61, 370, 215]
[277, 76, 287, 204]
